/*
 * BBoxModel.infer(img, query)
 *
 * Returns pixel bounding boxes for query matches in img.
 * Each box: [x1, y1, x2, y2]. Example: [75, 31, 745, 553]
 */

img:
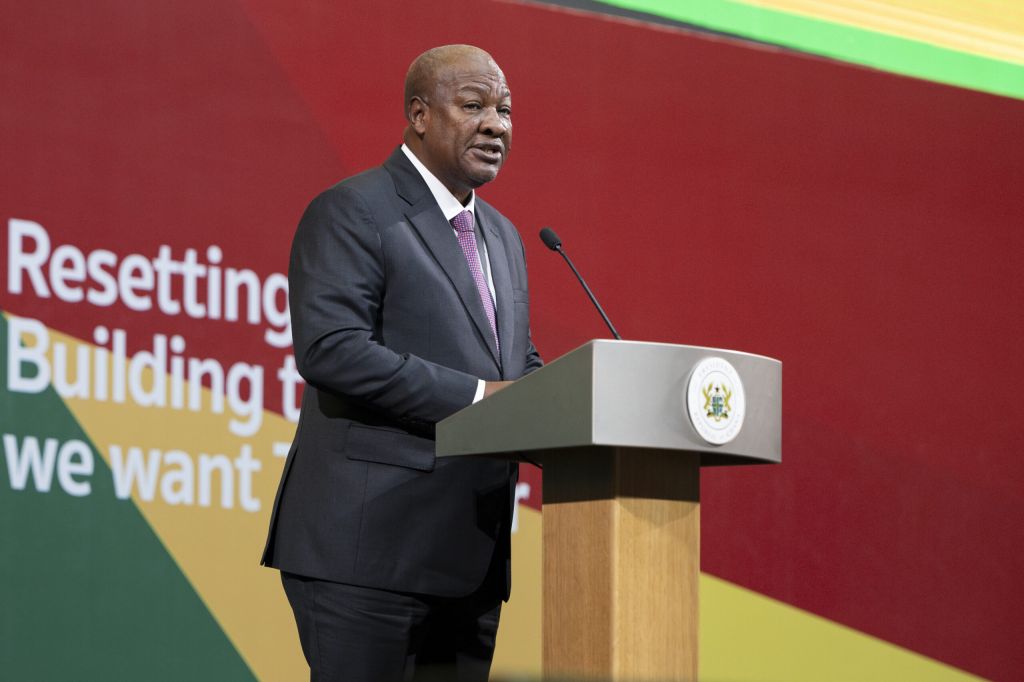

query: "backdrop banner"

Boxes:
[2, 1, 1021, 680]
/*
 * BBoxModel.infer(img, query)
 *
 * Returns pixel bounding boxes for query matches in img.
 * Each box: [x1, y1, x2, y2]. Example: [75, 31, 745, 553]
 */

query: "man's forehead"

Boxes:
[440, 62, 506, 84]
[440, 64, 509, 95]
[450, 78, 511, 97]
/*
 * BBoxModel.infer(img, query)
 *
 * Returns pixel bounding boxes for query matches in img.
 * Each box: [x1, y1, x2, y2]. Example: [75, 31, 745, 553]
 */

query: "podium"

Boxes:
[437, 340, 781, 681]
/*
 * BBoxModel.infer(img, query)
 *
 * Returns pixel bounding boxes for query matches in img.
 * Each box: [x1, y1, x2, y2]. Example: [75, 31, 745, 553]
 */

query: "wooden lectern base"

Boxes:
[436, 341, 780, 678]
[542, 448, 700, 681]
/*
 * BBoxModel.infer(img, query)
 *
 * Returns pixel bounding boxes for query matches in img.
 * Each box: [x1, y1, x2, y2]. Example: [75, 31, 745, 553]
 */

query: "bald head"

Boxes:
[404, 45, 502, 120]
[402, 44, 512, 201]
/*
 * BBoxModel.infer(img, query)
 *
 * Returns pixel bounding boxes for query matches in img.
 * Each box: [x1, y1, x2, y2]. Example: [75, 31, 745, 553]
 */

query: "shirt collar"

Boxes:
[401, 143, 475, 222]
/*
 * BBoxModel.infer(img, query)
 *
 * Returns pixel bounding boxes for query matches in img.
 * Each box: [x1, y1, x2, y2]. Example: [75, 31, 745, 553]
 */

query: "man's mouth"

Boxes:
[472, 142, 503, 162]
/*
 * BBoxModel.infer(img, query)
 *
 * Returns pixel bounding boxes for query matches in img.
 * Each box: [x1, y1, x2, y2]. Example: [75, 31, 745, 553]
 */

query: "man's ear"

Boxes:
[408, 97, 429, 134]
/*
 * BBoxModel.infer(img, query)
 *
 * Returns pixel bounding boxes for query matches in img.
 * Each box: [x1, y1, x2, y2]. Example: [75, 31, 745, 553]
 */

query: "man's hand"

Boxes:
[482, 381, 513, 398]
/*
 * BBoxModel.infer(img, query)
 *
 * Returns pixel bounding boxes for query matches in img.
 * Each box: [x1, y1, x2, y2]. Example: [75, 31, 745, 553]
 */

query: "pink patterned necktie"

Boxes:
[451, 210, 499, 352]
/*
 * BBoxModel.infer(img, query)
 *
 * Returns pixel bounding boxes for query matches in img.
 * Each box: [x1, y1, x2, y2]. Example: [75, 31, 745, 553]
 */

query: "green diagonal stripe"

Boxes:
[592, 0, 1024, 101]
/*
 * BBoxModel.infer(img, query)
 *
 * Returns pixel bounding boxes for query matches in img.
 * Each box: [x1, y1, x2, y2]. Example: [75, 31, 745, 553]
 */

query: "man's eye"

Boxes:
[499, 107, 512, 116]
[464, 102, 482, 111]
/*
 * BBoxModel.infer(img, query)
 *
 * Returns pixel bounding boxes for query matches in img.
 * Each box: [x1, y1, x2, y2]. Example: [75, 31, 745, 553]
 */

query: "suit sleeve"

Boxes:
[289, 186, 479, 424]
[523, 335, 543, 375]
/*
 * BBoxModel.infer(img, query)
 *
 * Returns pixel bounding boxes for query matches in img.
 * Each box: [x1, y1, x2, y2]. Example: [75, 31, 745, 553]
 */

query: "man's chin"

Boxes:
[465, 165, 502, 188]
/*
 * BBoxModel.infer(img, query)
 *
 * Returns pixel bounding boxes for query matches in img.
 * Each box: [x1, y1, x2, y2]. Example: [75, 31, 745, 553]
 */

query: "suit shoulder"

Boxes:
[314, 165, 393, 206]
[295, 166, 398, 243]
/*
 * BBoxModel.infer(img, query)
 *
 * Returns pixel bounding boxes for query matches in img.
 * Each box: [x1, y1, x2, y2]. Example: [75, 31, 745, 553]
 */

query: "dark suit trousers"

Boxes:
[281, 570, 502, 682]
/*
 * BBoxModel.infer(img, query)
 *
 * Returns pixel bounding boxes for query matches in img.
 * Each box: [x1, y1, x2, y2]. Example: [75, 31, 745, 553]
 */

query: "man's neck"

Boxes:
[401, 143, 475, 220]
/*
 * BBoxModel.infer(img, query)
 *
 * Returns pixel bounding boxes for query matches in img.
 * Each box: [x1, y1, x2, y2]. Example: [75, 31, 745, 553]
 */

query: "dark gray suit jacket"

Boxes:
[261, 147, 542, 599]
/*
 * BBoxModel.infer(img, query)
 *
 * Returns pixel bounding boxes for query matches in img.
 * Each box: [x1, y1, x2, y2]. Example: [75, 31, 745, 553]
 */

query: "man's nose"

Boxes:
[480, 108, 509, 136]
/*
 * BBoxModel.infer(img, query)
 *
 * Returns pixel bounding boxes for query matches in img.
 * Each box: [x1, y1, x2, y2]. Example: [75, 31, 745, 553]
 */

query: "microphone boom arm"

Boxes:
[553, 244, 622, 341]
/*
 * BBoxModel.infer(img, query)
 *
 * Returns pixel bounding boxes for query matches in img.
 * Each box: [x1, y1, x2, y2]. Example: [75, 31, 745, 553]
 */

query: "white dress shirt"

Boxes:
[401, 143, 496, 402]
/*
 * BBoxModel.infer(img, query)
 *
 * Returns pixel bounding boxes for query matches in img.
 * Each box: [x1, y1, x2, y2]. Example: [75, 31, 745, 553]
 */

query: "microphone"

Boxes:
[539, 227, 622, 340]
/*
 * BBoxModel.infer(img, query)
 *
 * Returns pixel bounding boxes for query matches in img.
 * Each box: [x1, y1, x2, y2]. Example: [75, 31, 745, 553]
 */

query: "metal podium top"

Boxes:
[436, 340, 781, 466]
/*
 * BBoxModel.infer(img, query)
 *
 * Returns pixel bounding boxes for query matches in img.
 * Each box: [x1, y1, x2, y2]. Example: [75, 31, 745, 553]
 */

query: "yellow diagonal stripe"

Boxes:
[702, 574, 984, 681]
[490, 510, 983, 680]
[739, 0, 1024, 64]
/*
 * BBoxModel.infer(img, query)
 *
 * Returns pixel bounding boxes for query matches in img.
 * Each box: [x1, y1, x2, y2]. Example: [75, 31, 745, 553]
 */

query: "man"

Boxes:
[261, 45, 542, 681]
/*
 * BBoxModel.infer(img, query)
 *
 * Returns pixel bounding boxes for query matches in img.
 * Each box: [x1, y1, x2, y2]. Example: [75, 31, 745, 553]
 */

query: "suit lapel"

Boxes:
[479, 209, 515, 375]
[385, 149, 501, 368]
